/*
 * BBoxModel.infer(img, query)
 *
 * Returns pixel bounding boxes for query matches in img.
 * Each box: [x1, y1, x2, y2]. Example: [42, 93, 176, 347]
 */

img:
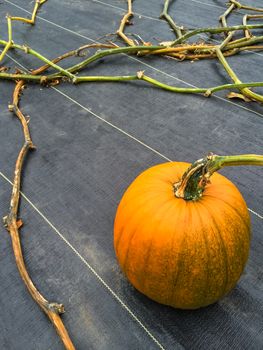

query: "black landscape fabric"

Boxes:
[0, 0, 262, 349]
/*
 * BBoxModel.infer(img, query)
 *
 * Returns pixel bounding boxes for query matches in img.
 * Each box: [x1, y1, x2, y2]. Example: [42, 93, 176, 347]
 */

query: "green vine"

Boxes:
[1, 0, 263, 349]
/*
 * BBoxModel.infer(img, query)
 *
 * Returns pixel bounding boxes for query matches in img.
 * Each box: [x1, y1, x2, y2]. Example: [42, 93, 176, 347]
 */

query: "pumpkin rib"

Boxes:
[198, 201, 230, 302]
[218, 202, 250, 274]
[204, 191, 250, 231]
[119, 216, 148, 275]
[204, 194, 250, 271]
[115, 210, 146, 272]
[114, 194, 155, 255]
[204, 200, 249, 298]
[135, 199, 182, 298]
[114, 190, 171, 255]
[218, 196, 250, 231]
[206, 206, 230, 298]
[224, 203, 250, 270]
[169, 202, 194, 307]
[152, 198, 186, 305]
[193, 203, 212, 307]
[168, 200, 188, 306]
[138, 214, 165, 295]
[121, 197, 177, 288]
[114, 225, 125, 258]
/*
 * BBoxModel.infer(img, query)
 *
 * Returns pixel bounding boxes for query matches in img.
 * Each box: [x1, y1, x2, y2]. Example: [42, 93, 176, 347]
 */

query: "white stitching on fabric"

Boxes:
[4, 0, 263, 85]
[4, 53, 263, 220]
[0, 171, 166, 350]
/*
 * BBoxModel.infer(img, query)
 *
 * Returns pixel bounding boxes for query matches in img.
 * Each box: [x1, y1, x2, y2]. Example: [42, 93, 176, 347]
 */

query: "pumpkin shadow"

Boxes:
[124, 281, 263, 349]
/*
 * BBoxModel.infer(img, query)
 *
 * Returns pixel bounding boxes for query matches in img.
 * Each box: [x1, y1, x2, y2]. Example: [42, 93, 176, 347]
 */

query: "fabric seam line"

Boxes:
[4, 52, 263, 221]
[2, 0, 263, 119]
[0, 171, 166, 350]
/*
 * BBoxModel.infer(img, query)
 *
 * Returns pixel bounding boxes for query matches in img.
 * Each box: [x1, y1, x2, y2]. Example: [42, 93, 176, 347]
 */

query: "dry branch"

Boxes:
[10, 0, 47, 24]
[219, 2, 236, 32]
[229, 0, 263, 13]
[160, 0, 183, 38]
[116, 0, 135, 46]
[1, 1, 263, 348]
[3, 64, 76, 350]
[243, 14, 263, 39]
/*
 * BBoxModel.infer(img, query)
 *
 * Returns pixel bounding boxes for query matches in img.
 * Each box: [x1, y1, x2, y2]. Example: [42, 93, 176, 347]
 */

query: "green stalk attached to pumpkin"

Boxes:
[175, 153, 263, 200]
[114, 153, 263, 309]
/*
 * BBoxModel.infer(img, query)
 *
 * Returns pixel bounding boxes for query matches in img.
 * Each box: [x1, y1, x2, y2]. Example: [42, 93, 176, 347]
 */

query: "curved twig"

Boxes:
[160, 0, 183, 38]
[219, 2, 236, 34]
[0, 16, 13, 63]
[243, 14, 263, 39]
[10, 0, 47, 24]
[171, 23, 263, 46]
[3, 80, 76, 350]
[2, 0, 263, 349]
[0, 1, 48, 63]
[230, 0, 263, 13]
[215, 45, 263, 102]
[117, 0, 135, 46]
[1, 69, 263, 101]
[0, 39, 76, 81]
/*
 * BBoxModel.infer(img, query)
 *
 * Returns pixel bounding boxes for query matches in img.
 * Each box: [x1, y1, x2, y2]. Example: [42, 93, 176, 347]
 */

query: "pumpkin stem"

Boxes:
[174, 153, 263, 201]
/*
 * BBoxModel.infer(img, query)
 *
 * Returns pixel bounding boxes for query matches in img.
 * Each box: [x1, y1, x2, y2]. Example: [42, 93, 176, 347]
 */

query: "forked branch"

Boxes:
[229, 0, 263, 13]
[243, 14, 263, 39]
[117, 0, 135, 46]
[0, 16, 13, 63]
[160, 0, 183, 38]
[10, 0, 47, 24]
[215, 44, 263, 102]
[219, 2, 236, 32]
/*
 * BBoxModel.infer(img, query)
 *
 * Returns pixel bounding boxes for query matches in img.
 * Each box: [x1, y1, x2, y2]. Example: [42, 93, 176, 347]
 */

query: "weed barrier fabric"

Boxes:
[0, 0, 262, 349]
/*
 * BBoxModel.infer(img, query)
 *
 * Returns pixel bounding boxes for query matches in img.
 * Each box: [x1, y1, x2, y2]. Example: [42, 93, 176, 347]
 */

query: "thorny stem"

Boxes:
[160, 0, 183, 38]
[117, 0, 135, 46]
[174, 153, 263, 201]
[10, 0, 47, 24]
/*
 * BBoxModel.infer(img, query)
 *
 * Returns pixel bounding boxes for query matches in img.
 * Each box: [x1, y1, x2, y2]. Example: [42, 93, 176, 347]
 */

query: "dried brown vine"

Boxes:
[10, 0, 47, 24]
[116, 0, 136, 46]
[3, 78, 75, 350]
[1, 0, 263, 348]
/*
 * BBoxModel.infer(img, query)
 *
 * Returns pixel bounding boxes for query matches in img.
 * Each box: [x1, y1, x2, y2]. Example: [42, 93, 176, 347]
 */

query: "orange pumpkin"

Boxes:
[114, 160, 251, 309]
